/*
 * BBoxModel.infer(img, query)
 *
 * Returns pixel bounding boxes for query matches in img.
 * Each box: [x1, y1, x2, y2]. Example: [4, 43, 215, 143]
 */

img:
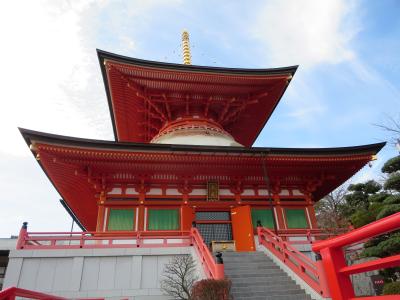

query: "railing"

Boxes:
[15, 223, 224, 280]
[16, 226, 192, 250]
[191, 227, 224, 280]
[312, 212, 400, 300]
[0, 286, 104, 300]
[257, 227, 330, 298]
[276, 228, 347, 245]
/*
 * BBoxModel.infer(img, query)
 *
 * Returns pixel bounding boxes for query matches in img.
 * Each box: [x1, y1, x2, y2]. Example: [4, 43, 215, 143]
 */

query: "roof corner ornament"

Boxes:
[182, 30, 192, 65]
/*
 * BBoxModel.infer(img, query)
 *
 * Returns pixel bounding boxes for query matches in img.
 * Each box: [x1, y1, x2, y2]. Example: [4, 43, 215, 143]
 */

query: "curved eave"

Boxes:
[97, 49, 298, 76]
[97, 49, 298, 145]
[20, 128, 386, 228]
[20, 128, 385, 158]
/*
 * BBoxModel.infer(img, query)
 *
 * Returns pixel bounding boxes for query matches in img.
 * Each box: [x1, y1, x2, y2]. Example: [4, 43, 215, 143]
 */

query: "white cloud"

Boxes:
[251, 0, 360, 68]
[249, 0, 362, 132]
[0, 0, 182, 236]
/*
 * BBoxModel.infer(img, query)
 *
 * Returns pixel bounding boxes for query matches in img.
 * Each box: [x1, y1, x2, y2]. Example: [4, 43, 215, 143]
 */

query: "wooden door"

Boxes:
[231, 205, 255, 251]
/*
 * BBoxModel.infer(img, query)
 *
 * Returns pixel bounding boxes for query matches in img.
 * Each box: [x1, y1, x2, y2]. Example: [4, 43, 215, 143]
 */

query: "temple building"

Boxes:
[1, 32, 391, 300]
[20, 31, 383, 252]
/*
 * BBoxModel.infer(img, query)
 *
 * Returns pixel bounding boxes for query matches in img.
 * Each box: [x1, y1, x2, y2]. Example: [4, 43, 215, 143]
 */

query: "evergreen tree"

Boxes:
[345, 180, 382, 228]
[359, 155, 400, 283]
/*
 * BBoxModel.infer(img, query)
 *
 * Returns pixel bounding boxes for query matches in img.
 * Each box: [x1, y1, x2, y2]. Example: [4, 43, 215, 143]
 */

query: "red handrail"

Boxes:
[17, 229, 192, 250]
[0, 286, 103, 300]
[15, 224, 223, 280]
[191, 227, 224, 280]
[257, 227, 330, 297]
[312, 212, 400, 300]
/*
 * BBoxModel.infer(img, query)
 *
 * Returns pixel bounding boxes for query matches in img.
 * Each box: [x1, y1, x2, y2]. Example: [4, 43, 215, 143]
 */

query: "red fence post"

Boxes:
[16, 222, 28, 250]
[319, 247, 354, 300]
[314, 253, 331, 298]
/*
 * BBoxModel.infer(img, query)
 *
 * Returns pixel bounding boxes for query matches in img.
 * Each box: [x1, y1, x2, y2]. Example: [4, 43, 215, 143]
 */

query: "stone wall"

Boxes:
[3, 247, 205, 299]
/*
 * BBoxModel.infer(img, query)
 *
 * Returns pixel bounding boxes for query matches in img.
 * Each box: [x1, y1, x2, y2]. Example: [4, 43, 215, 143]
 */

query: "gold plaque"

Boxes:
[207, 181, 219, 201]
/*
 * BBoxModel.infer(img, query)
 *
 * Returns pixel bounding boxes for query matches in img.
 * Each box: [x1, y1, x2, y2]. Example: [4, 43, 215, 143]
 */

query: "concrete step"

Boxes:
[226, 271, 289, 279]
[231, 278, 296, 288]
[225, 264, 281, 273]
[231, 283, 300, 293]
[223, 257, 274, 263]
[232, 288, 309, 296]
[223, 251, 311, 299]
[233, 294, 312, 300]
[224, 264, 279, 271]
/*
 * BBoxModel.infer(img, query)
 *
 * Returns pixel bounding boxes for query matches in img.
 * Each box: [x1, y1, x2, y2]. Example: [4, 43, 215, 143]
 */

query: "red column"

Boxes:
[273, 193, 284, 230]
[138, 191, 145, 231]
[305, 194, 318, 229]
[96, 192, 106, 232]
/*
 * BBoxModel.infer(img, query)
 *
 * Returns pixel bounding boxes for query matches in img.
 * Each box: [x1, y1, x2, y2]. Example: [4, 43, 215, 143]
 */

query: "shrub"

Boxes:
[191, 279, 231, 300]
[383, 281, 400, 295]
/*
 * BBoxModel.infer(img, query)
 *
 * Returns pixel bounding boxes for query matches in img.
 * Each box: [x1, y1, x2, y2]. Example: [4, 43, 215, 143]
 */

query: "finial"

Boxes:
[181, 30, 192, 65]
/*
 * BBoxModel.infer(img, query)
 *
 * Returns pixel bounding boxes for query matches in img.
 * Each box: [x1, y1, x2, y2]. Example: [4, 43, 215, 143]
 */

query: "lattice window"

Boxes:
[195, 211, 230, 221]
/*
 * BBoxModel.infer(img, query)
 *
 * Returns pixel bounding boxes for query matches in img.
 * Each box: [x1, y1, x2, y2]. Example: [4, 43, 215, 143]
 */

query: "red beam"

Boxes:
[340, 254, 400, 275]
[312, 212, 400, 251]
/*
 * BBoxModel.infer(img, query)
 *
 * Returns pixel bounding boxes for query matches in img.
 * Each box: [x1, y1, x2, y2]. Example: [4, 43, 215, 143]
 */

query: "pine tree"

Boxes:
[361, 155, 400, 283]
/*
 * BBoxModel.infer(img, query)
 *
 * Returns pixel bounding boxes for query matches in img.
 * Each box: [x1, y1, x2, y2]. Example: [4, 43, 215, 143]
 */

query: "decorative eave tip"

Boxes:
[182, 30, 191, 65]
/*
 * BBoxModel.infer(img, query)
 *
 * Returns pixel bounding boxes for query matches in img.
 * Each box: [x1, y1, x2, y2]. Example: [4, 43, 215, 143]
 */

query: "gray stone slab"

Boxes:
[130, 256, 142, 289]
[156, 255, 172, 288]
[53, 258, 73, 292]
[141, 256, 158, 289]
[18, 258, 40, 290]
[3, 257, 23, 288]
[98, 257, 116, 290]
[81, 257, 100, 291]
[114, 256, 132, 289]
[70, 256, 84, 291]
[35, 258, 57, 291]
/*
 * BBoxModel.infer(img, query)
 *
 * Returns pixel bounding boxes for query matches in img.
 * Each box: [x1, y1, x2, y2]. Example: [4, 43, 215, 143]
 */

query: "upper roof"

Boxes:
[97, 49, 297, 147]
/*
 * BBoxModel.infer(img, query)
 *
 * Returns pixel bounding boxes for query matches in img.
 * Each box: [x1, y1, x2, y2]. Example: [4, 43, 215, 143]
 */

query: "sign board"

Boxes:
[370, 274, 385, 296]
[207, 181, 219, 201]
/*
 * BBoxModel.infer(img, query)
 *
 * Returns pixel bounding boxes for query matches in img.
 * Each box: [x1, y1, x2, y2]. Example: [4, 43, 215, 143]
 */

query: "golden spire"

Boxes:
[181, 30, 192, 65]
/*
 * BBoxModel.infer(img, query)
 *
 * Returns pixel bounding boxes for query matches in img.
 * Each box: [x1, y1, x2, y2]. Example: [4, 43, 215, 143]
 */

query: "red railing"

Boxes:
[257, 227, 330, 297]
[15, 223, 223, 280]
[276, 228, 347, 245]
[0, 286, 104, 300]
[312, 212, 400, 300]
[17, 229, 192, 250]
[191, 227, 224, 280]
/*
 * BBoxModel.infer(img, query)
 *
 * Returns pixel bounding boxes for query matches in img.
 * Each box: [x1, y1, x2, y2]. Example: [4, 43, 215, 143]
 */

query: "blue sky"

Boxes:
[0, 0, 399, 237]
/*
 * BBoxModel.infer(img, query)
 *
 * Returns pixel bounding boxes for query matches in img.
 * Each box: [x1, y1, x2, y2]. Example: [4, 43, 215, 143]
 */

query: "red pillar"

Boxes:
[273, 193, 284, 230]
[305, 194, 318, 229]
[319, 247, 354, 300]
[138, 191, 145, 231]
[96, 192, 106, 232]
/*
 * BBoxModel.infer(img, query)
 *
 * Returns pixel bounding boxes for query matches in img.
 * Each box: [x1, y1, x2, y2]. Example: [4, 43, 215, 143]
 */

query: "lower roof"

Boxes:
[20, 128, 385, 230]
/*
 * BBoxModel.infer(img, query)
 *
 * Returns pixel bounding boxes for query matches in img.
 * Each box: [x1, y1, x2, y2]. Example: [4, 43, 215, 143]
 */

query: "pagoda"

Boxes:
[20, 31, 384, 252]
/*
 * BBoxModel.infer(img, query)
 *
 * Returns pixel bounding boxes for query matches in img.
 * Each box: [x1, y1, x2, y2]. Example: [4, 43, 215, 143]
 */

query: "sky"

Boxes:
[0, 0, 399, 237]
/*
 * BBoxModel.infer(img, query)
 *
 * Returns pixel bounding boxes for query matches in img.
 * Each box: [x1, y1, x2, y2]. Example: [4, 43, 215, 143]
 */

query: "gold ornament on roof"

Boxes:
[182, 30, 192, 65]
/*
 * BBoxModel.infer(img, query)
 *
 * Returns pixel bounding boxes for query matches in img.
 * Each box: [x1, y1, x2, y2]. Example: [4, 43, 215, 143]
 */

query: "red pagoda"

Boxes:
[5, 31, 400, 300]
[19, 31, 384, 252]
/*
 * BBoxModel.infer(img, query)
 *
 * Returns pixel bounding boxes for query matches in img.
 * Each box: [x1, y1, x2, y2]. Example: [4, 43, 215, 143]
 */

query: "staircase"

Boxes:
[223, 252, 312, 300]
